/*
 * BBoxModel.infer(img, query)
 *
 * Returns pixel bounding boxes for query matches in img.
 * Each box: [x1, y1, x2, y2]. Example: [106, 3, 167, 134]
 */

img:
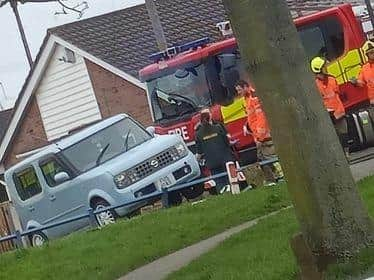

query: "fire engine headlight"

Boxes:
[114, 170, 140, 189]
[174, 142, 188, 158]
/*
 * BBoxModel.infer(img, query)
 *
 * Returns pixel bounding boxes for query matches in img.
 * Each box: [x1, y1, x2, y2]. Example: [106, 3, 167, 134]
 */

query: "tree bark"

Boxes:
[223, 0, 374, 258]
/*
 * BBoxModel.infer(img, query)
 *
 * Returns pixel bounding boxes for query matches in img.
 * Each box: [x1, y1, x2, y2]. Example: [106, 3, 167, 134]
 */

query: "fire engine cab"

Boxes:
[139, 4, 374, 165]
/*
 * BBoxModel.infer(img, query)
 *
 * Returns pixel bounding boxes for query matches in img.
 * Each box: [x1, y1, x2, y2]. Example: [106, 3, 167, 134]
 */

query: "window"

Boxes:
[64, 48, 76, 63]
[298, 16, 344, 62]
[14, 167, 42, 201]
[215, 49, 249, 106]
[40, 159, 67, 187]
[0, 174, 8, 202]
[61, 118, 152, 172]
[148, 63, 211, 121]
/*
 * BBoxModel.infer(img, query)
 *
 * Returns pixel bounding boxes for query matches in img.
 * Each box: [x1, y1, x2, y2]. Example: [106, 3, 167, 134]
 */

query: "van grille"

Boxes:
[134, 148, 178, 179]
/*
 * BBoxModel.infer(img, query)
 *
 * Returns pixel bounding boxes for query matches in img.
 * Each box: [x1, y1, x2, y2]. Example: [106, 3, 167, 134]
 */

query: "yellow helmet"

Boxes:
[310, 57, 326, 74]
[362, 40, 374, 54]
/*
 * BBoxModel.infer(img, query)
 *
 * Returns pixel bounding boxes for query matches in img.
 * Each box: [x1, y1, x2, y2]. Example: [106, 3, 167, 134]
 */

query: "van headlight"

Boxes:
[114, 170, 140, 189]
[173, 142, 188, 159]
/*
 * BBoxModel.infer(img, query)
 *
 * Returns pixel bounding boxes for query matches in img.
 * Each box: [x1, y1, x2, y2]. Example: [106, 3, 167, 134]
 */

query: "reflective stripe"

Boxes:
[325, 93, 335, 98]
[327, 61, 344, 84]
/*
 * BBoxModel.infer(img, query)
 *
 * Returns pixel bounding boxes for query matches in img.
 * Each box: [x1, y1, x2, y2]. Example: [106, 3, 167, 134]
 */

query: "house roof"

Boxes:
[49, 0, 365, 79]
[0, 108, 12, 141]
[49, 0, 227, 79]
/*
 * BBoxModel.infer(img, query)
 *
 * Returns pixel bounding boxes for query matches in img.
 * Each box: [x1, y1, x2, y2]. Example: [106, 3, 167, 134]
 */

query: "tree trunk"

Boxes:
[223, 0, 374, 258]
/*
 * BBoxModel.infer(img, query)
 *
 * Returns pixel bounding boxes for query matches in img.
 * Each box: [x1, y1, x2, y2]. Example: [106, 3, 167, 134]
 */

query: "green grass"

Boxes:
[167, 209, 299, 280]
[167, 176, 374, 280]
[325, 247, 374, 280]
[0, 185, 291, 280]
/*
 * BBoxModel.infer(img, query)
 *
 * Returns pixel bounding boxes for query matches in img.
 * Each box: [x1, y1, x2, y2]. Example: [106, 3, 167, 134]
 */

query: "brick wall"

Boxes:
[4, 97, 49, 169]
[85, 60, 153, 126]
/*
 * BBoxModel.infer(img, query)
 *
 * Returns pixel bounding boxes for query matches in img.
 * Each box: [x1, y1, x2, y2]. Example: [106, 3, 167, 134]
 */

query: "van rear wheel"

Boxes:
[92, 199, 116, 227]
[29, 231, 48, 247]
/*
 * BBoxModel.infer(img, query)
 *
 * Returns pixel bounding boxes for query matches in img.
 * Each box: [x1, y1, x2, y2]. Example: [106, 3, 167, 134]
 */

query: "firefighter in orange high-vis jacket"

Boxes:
[352, 40, 374, 104]
[311, 56, 349, 156]
[235, 80, 277, 186]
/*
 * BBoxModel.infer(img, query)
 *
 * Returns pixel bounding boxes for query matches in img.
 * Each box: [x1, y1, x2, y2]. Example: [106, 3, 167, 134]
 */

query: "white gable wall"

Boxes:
[36, 44, 102, 141]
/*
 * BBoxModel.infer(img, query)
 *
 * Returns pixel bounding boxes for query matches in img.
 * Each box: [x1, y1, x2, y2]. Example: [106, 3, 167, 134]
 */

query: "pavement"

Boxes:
[350, 157, 374, 181]
[118, 207, 291, 280]
[349, 147, 374, 181]
[119, 153, 374, 280]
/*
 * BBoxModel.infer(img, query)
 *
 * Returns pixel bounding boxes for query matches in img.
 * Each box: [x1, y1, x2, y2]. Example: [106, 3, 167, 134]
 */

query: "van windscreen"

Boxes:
[61, 118, 152, 172]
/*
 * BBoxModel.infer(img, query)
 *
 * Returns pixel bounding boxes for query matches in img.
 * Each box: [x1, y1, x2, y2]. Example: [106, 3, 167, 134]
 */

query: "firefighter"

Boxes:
[310, 56, 349, 155]
[352, 40, 374, 104]
[195, 108, 234, 193]
[235, 80, 278, 186]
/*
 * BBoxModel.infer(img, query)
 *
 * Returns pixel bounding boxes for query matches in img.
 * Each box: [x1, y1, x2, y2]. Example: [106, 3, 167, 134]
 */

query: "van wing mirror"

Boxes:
[54, 172, 70, 184]
[146, 126, 155, 137]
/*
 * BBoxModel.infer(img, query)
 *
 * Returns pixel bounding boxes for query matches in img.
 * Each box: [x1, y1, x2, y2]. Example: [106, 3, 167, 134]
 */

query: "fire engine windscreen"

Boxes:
[148, 63, 211, 121]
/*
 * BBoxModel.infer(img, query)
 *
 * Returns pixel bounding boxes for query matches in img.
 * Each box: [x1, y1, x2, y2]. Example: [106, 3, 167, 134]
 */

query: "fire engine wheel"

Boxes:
[92, 199, 117, 227]
[181, 184, 204, 200]
[29, 231, 48, 247]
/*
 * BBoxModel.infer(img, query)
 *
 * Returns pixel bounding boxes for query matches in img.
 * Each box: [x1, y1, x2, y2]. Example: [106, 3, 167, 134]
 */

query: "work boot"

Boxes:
[273, 162, 284, 180]
[263, 181, 276, 187]
[219, 185, 231, 194]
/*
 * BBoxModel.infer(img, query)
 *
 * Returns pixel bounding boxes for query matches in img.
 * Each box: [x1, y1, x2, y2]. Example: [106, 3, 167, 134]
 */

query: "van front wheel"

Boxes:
[92, 199, 116, 227]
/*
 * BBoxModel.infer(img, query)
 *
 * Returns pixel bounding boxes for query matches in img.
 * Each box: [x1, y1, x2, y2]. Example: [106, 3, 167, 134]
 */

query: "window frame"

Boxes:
[39, 155, 74, 188]
[13, 166, 43, 202]
[297, 15, 346, 62]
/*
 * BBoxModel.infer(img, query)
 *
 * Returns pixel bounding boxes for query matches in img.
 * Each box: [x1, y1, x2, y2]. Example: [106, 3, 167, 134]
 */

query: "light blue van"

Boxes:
[5, 114, 200, 246]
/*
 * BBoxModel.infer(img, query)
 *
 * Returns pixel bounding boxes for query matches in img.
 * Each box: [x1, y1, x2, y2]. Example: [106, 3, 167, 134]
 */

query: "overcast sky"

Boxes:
[0, 0, 145, 109]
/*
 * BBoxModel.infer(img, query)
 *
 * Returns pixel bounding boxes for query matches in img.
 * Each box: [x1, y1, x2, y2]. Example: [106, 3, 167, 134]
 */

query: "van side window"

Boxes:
[40, 159, 66, 187]
[298, 16, 344, 62]
[14, 167, 42, 201]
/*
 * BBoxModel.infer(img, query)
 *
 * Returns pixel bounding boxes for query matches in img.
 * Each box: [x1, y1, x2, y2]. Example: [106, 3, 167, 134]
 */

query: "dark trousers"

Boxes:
[330, 114, 349, 152]
[210, 165, 229, 193]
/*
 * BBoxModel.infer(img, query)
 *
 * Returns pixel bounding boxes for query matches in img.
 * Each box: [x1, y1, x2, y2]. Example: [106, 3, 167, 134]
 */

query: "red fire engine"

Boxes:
[140, 4, 374, 168]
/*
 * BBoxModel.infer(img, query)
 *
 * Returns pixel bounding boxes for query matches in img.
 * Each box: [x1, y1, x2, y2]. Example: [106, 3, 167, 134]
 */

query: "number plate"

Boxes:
[155, 174, 175, 190]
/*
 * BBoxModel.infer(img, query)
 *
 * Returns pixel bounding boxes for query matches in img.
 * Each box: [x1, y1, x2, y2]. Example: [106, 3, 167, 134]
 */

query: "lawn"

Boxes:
[167, 209, 299, 280]
[0, 184, 291, 280]
[167, 176, 374, 280]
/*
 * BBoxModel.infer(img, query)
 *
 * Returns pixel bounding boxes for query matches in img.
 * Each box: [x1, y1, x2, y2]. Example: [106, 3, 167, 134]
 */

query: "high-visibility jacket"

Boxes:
[245, 95, 271, 142]
[358, 62, 374, 104]
[220, 97, 247, 124]
[315, 76, 345, 119]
